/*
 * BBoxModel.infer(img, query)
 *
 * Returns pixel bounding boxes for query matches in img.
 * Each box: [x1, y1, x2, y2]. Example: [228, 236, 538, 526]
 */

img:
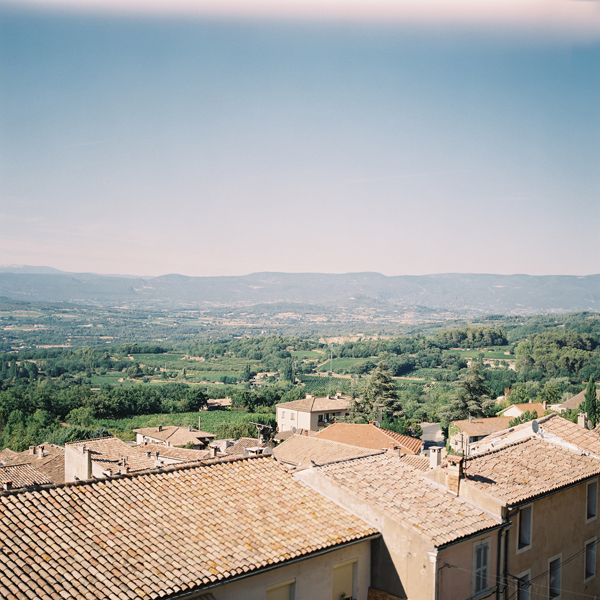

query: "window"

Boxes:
[585, 538, 596, 581]
[281, 411, 286, 419]
[290, 413, 295, 421]
[472, 538, 491, 596]
[548, 555, 561, 599]
[318, 414, 324, 422]
[516, 571, 531, 600]
[518, 505, 533, 552]
[332, 559, 356, 600]
[587, 480, 597, 521]
[266, 579, 295, 600]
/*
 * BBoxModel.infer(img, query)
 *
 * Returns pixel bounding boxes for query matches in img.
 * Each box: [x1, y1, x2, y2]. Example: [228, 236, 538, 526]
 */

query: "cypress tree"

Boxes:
[585, 376, 598, 428]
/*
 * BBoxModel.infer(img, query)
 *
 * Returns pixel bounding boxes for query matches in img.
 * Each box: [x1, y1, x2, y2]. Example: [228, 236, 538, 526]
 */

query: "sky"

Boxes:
[0, 0, 599, 277]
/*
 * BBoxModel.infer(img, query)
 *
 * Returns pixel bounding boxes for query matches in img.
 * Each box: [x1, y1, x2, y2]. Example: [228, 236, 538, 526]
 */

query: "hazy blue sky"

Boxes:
[0, 0, 599, 277]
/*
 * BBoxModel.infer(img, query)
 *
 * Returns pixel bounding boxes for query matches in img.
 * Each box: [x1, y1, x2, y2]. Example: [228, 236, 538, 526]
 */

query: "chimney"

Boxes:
[29, 446, 36, 455]
[430, 446, 442, 469]
[158, 425, 162, 432]
[469, 415, 473, 423]
[578, 413, 586, 428]
[543, 401, 547, 411]
[154, 451, 160, 459]
[209, 446, 218, 458]
[37, 446, 44, 459]
[64, 443, 92, 482]
[446, 456, 463, 496]
[188, 426, 193, 432]
[3, 481, 12, 491]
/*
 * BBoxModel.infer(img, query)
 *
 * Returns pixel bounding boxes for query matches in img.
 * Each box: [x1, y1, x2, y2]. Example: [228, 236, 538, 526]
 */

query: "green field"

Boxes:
[316, 357, 372, 372]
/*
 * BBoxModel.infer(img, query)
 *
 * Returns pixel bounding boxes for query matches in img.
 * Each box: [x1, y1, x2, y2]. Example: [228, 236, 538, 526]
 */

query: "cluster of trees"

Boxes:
[514, 332, 600, 380]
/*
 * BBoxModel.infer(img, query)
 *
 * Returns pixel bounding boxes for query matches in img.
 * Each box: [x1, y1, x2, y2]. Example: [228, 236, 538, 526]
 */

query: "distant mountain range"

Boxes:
[0, 266, 598, 315]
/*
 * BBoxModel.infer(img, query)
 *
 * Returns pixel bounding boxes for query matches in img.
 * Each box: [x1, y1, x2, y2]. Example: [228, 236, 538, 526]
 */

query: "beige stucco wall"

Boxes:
[64, 444, 91, 483]
[206, 539, 372, 600]
[506, 479, 600, 600]
[296, 468, 438, 600]
[437, 532, 499, 600]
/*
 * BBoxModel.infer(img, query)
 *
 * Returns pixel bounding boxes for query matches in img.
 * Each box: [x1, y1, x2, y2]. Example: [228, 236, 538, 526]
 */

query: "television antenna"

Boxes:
[249, 421, 273, 448]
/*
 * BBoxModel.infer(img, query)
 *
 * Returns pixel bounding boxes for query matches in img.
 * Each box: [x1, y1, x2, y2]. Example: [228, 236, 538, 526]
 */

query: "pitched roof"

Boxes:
[137, 442, 212, 462]
[313, 454, 500, 547]
[225, 437, 266, 456]
[498, 403, 545, 417]
[471, 413, 600, 458]
[460, 436, 600, 505]
[0, 457, 377, 600]
[314, 423, 423, 455]
[560, 387, 599, 410]
[276, 395, 351, 412]
[0, 443, 65, 484]
[67, 436, 212, 474]
[66, 436, 157, 472]
[273, 435, 381, 467]
[397, 453, 431, 471]
[452, 416, 512, 437]
[0, 463, 52, 488]
[133, 425, 216, 446]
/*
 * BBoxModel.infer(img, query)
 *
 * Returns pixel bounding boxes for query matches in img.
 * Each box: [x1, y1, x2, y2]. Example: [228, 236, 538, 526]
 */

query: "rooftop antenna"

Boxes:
[249, 421, 273, 448]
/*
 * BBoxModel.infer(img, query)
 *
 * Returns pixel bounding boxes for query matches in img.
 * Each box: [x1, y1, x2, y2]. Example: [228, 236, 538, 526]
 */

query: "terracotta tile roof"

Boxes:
[498, 403, 546, 417]
[0, 457, 377, 600]
[66, 436, 157, 472]
[314, 454, 499, 546]
[471, 414, 600, 458]
[461, 436, 600, 505]
[137, 442, 212, 462]
[273, 435, 381, 466]
[452, 417, 512, 437]
[225, 437, 266, 455]
[540, 413, 600, 457]
[560, 388, 599, 410]
[0, 463, 52, 488]
[397, 453, 431, 471]
[315, 423, 423, 455]
[133, 425, 216, 446]
[276, 395, 351, 413]
[0, 443, 65, 484]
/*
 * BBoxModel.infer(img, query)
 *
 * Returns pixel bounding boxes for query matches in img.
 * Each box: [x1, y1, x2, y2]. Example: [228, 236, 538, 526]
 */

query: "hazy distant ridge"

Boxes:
[0, 267, 598, 315]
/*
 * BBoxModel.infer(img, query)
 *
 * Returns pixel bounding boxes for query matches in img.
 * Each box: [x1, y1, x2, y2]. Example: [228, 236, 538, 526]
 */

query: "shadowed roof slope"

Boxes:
[0, 463, 52, 488]
[315, 423, 423, 454]
[133, 425, 215, 446]
[460, 436, 600, 505]
[0, 457, 377, 600]
[273, 434, 381, 466]
[315, 454, 500, 546]
[452, 416, 512, 437]
[0, 443, 64, 484]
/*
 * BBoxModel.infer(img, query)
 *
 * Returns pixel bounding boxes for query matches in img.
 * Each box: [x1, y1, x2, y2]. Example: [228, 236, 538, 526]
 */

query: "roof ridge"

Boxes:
[0, 454, 266, 496]
[463, 435, 539, 463]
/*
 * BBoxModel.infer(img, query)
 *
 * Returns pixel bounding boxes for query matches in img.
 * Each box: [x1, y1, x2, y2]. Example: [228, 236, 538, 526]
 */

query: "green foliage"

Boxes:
[585, 377, 598, 427]
[508, 410, 538, 428]
[440, 363, 495, 422]
[349, 363, 404, 423]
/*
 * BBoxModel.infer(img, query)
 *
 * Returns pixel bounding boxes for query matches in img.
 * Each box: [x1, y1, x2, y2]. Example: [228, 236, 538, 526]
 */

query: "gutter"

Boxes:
[165, 533, 381, 600]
